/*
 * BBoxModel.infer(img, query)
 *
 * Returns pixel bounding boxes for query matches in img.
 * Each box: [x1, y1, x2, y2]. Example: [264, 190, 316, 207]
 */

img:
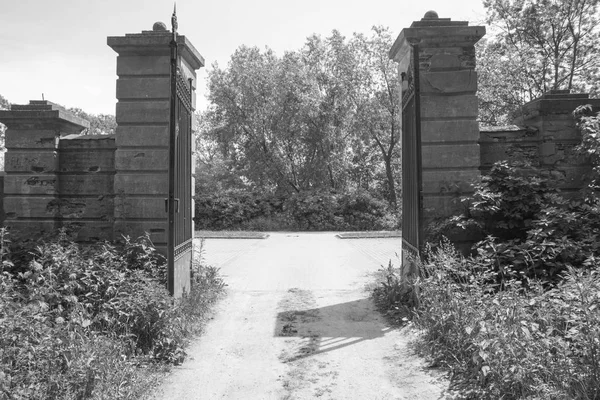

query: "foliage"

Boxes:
[374, 242, 600, 399]
[574, 104, 600, 194]
[67, 108, 116, 136]
[478, 0, 600, 124]
[431, 160, 600, 283]
[0, 229, 225, 399]
[194, 189, 399, 231]
[198, 26, 400, 206]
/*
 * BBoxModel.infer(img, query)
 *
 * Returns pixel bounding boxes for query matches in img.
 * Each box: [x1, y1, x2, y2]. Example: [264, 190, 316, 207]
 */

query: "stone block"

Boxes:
[115, 149, 168, 171]
[4, 196, 59, 219]
[2, 221, 57, 242]
[115, 125, 169, 147]
[420, 70, 477, 94]
[114, 173, 168, 195]
[114, 197, 166, 219]
[422, 144, 480, 169]
[421, 120, 479, 143]
[422, 169, 479, 195]
[117, 76, 170, 100]
[422, 194, 464, 219]
[4, 174, 58, 195]
[421, 94, 479, 119]
[4, 151, 58, 173]
[59, 174, 114, 196]
[62, 221, 114, 242]
[58, 150, 115, 173]
[5, 130, 59, 149]
[116, 55, 170, 76]
[114, 220, 167, 245]
[4, 196, 113, 220]
[116, 100, 170, 124]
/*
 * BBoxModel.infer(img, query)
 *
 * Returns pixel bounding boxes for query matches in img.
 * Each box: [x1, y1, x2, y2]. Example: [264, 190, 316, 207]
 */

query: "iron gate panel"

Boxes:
[168, 10, 193, 297]
[401, 44, 423, 260]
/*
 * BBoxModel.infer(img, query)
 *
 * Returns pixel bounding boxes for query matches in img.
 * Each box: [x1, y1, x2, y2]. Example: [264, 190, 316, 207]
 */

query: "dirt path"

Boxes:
[152, 233, 447, 400]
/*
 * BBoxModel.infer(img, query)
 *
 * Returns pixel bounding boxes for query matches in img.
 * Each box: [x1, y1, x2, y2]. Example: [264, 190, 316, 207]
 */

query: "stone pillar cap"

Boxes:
[108, 27, 205, 70]
[389, 12, 485, 67]
[0, 100, 90, 132]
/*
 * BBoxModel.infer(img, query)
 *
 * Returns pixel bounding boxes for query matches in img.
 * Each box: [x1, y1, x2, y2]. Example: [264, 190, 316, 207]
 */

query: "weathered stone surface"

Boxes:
[422, 169, 479, 195]
[4, 196, 113, 220]
[174, 251, 192, 298]
[422, 144, 480, 169]
[58, 150, 115, 173]
[59, 174, 114, 195]
[114, 173, 168, 195]
[115, 149, 168, 171]
[420, 70, 477, 94]
[114, 197, 166, 219]
[0, 101, 89, 133]
[62, 221, 114, 242]
[116, 77, 170, 99]
[4, 151, 58, 172]
[115, 55, 170, 76]
[116, 100, 170, 124]
[4, 174, 58, 195]
[421, 94, 479, 119]
[421, 120, 480, 142]
[5, 130, 59, 149]
[115, 125, 169, 147]
[2, 221, 57, 242]
[114, 220, 167, 245]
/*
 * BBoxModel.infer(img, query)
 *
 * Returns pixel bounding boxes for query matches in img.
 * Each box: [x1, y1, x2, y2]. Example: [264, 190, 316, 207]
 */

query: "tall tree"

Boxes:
[482, 0, 600, 106]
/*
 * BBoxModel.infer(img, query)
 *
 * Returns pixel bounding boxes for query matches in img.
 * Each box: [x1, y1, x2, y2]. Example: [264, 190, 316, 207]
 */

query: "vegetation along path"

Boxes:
[152, 233, 446, 399]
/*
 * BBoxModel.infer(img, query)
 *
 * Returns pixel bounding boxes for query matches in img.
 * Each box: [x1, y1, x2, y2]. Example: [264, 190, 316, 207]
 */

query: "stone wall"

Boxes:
[480, 91, 600, 195]
[0, 101, 116, 242]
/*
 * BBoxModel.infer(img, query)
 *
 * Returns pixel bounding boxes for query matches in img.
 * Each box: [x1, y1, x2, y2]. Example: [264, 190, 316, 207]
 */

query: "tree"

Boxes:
[479, 0, 600, 124]
[67, 108, 116, 135]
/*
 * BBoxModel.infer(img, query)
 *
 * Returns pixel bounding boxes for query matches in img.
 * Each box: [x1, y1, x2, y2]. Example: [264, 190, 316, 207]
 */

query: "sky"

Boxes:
[0, 0, 486, 115]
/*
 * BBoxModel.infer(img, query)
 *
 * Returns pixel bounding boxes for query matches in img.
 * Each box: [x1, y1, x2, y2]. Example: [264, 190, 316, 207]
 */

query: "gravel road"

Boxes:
[152, 232, 447, 400]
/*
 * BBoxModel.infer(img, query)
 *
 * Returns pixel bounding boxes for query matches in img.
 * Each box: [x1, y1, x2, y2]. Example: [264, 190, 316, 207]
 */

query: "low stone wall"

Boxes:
[480, 91, 600, 195]
[0, 101, 117, 242]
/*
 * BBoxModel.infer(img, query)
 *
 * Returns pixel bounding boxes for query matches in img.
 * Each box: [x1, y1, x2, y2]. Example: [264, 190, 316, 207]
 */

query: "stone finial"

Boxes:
[153, 21, 167, 31]
[423, 10, 439, 19]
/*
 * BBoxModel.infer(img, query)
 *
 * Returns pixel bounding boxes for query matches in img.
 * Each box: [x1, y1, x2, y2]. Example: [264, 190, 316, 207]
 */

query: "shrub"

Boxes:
[373, 242, 600, 399]
[1, 229, 226, 399]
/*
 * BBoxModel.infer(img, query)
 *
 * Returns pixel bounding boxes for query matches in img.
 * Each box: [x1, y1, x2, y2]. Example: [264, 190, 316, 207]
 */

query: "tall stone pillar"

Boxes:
[107, 23, 204, 252]
[0, 101, 89, 240]
[390, 12, 485, 231]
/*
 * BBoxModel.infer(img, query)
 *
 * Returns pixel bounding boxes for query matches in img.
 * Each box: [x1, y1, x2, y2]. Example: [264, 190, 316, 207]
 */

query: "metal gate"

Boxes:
[167, 9, 193, 297]
[401, 44, 423, 260]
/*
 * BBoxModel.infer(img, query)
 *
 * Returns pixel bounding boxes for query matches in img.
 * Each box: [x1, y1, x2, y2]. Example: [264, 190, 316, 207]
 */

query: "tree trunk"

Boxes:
[383, 155, 397, 207]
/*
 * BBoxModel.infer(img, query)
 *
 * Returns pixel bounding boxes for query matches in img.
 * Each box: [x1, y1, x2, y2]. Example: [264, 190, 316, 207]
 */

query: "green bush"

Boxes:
[0, 229, 225, 399]
[373, 242, 600, 399]
[194, 189, 399, 231]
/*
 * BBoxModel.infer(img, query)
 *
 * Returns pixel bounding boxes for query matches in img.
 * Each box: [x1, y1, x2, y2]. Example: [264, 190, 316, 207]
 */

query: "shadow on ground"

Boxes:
[274, 297, 393, 362]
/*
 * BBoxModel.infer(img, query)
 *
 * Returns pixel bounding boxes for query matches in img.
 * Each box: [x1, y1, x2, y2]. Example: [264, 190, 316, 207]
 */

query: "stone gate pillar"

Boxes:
[107, 23, 204, 253]
[390, 11, 485, 244]
[0, 101, 89, 241]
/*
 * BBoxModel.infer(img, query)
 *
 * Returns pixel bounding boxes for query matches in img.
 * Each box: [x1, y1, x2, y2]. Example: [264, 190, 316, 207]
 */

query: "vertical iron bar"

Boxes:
[167, 6, 178, 296]
[413, 44, 423, 255]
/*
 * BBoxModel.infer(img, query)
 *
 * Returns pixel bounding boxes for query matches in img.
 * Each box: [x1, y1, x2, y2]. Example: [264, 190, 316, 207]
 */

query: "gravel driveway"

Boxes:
[152, 232, 447, 400]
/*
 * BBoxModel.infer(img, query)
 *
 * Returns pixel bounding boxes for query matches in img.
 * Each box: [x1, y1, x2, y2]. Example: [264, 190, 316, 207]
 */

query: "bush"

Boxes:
[373, 242, 600, 399]
[194, 189, 399, 231]
[0, 229, 225, 399]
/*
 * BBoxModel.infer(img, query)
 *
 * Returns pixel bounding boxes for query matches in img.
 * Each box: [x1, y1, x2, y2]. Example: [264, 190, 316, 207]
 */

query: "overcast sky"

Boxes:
[0, 0, 486, 115]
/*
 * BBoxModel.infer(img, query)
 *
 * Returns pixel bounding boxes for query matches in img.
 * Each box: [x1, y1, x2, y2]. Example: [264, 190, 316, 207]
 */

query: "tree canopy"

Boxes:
[197, 26, 400, 206]
[478, 0, 600, 125]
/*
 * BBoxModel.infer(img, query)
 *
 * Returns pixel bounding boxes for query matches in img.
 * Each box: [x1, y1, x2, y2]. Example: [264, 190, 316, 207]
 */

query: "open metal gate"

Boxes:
[167, 9, 193, 296]
[401, 44, 423, 261]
